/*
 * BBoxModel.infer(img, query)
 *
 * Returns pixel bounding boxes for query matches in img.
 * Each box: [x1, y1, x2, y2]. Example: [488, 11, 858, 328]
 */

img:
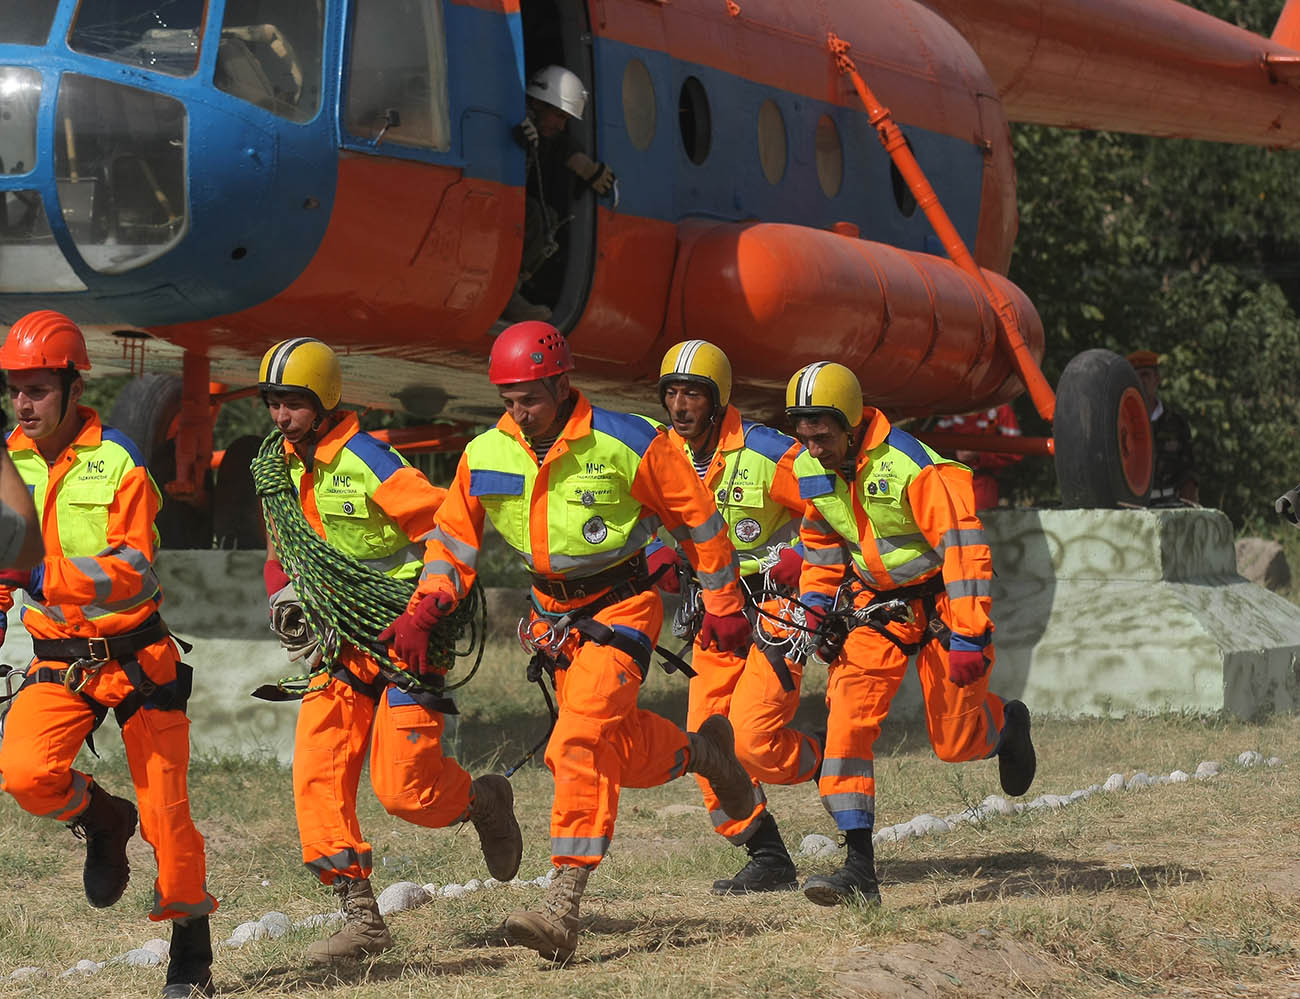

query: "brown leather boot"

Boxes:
[687, 715, 757, 821]
[468, 774, 523, 881]
[305, 876, 393, 963]
[504, 865, 590, 962]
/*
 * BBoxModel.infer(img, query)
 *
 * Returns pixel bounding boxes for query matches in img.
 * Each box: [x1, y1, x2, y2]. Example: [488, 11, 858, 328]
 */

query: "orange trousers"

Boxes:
[294, 643, 472, 884]
[687, 640, 766, 844]
[545, 589, 690, 868]
[0, 639, 216, 921]
[733, 589, 1007, 832]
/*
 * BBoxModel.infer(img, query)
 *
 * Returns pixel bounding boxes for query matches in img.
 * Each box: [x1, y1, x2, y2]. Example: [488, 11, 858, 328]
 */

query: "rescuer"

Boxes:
[396, 320, 754, 961]
[257, 337, 522, 963]
[652, 339, 806, 894]
[0, 310, 218, 999]
[1127, 350, 1199, 506]
[729, 361, 1037, 907]
[505, 65, 617, 322]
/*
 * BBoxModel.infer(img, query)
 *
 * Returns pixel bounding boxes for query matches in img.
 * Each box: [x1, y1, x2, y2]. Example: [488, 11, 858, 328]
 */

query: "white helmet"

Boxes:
[527, 65, 587, 120]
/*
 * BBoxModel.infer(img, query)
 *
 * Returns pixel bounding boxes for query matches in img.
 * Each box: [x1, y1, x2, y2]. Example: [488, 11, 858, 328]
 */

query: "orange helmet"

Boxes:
[0, 310, 91, 372]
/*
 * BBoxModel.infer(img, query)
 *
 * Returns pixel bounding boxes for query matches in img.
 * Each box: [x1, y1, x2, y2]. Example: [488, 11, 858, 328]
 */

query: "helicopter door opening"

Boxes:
[515, 0, 596, 332]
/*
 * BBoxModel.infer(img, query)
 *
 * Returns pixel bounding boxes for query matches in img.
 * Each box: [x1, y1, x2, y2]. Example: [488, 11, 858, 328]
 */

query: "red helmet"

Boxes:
[0, 310, 91, 372]
[488, 321, 575, 386]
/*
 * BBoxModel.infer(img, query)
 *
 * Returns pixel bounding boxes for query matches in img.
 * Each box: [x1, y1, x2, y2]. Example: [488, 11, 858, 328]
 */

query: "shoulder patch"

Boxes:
[885, 428, 934, 469]
[798, 473, 836, 499]
[100, 427, 148, 467]
[743, 423, 799, 465]
[590, 407, 659, 458]
[344, 433, 405, 482]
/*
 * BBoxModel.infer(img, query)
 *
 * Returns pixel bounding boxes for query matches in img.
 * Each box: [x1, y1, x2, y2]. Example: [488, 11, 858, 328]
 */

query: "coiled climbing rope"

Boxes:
[250, 430, 485, 697]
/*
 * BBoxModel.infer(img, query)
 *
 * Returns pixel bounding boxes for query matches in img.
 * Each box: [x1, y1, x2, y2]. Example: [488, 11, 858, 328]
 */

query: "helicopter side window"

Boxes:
[215, 0, 324, 122]
[0, 2, 59, 46]
[344, 0, 451, 151]
[69, 0, 206, 77]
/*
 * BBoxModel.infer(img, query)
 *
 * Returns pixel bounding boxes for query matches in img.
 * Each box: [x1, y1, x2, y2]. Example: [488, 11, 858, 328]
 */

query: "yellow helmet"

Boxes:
[258, 338, 342, 412]
[785, 361, 863, 429]
[658, 339, 732, 408]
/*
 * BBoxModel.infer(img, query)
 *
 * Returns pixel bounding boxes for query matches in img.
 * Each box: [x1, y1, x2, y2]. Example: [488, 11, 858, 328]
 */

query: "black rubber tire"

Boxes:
[212, 434, 265, 550]
[1053, 349, 1153, 509]
[107, 374, 213, 548]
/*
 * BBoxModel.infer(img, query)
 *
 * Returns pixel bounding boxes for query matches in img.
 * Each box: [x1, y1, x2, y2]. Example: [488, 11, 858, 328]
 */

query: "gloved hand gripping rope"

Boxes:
[249, 431, 486, 701]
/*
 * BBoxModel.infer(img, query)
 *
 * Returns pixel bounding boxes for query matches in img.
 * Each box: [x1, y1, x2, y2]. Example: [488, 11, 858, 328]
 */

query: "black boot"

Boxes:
[802, 828, 881, 907]
[711, 812, 798, 895]
[163, 915, 214, 998]
[67, 783, 137, 908]
[997, 700, 1037, 797]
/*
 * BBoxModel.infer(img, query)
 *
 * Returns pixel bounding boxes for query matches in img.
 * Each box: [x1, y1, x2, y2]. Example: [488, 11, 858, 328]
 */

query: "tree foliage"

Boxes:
[1003, 0, 1300, 528]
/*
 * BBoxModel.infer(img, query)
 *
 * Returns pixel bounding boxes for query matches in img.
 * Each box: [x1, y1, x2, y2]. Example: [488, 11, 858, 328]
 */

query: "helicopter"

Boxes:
[1, 0, 1297, 546]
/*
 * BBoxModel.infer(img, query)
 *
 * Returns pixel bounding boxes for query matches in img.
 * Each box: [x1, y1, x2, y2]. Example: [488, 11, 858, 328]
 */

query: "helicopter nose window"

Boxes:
[55, 74, 187, 273]
[0, 68, 42, 176]
[215, 0, 323, 122]
[0, 191, 87, 292]
[0, 2, 59, 46]
[69, 0, 205, 76]
[345, 0, 450, 150]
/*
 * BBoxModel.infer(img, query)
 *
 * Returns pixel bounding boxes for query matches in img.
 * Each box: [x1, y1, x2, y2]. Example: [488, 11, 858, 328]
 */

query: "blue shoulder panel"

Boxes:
[590, 407, 659, 458]
[886, 428, 934, 469]
[345, 434, 405, 483]
[798, 473, 836, 499]
[743, 423, 798, 465]
[101, 427, 147, 467]
[469, 469, 525, 496]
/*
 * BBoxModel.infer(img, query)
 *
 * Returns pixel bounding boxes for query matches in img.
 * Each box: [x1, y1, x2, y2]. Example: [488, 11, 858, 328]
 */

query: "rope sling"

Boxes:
[249, 430, 485, 699]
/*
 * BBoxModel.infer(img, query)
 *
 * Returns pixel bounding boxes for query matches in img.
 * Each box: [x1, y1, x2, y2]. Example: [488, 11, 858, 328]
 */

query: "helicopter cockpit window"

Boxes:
[0, 68, 42, 177]
[69, 0, 206, 76]
[0, 190, 87, 292]
[55, 75, 187, 273]
[345, 0, 451, 151]
[0, 3, 59, 46]
[215, 0, 324, 122]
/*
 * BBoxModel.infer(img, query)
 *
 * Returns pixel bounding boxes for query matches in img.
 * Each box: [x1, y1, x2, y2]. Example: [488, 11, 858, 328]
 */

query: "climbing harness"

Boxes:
[249, 430, 486, 703]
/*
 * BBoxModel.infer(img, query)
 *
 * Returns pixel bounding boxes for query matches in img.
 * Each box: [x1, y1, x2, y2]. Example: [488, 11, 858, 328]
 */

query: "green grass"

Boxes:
[1, 650, 1299, 997]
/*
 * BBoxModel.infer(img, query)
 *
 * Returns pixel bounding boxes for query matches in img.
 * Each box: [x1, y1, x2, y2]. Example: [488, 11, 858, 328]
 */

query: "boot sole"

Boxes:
[697, 716, 756, 822]
[504, 918, 575, 963]
[711, 877, 799, 896]
[998, 701, 1037, 797]
[473, 776, 524, 882]
[803, 881, 882, 908]
[304, 940, 393, 965]
[85, 800, 138, 909]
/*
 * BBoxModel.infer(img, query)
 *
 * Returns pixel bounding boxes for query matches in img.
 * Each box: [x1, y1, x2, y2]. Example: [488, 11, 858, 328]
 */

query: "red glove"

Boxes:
[948, 648, 989, 687]
[263, 559, 291, 599]
[698, 610, 751, 653]
[0, 568, 31, 592]
[379, 590, 455, 674]
[647, 545, 682, 594]
[768, 547, 804, 589]
[803, 603, 825, 634]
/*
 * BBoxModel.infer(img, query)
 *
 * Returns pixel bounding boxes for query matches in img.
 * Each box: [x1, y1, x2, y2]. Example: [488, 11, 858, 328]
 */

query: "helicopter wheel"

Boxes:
[108, 373, 214, 548]
[1053, 348, 1153, 508]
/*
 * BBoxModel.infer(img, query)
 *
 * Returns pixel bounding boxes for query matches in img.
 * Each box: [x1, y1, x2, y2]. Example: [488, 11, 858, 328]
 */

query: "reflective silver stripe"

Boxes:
[69, 557, 114, 603]
[549, 516, 661, 574]
[42, 772, 90, 819]
[820, 791, 874, 816]
[151, 886, 216, 919]
[688, 511, 727, 544]
[358, 545, 423, 574]
[709, 806, 732, 829]
[668, 524, 690, 542]
[982, 701, 999, 756]
[551, 835, 610, 858]
[305, 847, 373, 876]
[106, 546, 152, 574]
[801, 513, 831, 534]
[888, 550, 943, 584]
[805, 544, 848, 566]
[698, 552, 740, 591]
[946, 578, 992, 600]
[85, 587, 161, 619]
[419, 560, 463, 594]
[820, 757, 875, 779]
[875, 532, 926, 556]
[671, 744, 688, 778]
[423, 527, 479, 570]
[939, 528, 988, 554]
[798, 738, 819, 781]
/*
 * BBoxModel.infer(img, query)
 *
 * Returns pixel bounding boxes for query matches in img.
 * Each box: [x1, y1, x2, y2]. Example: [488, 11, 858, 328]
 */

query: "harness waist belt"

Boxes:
[30, 615, 171, 663]
[531, 552, 648, 603]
